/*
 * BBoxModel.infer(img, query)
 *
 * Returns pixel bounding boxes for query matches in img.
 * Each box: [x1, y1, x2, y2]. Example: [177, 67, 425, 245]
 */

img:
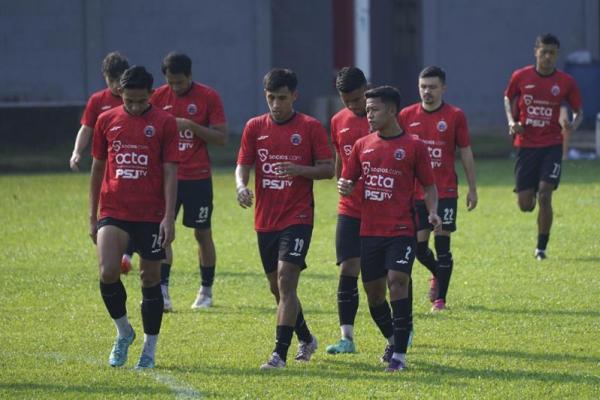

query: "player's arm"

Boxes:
[70, 125, 93, 171]
[275, 158, 334, 180]
[503, 96, 523, 136]
[177, 118, 228, 146]
[423, 184, 442, 232]
[458, 146, 478, 211]
[88, 157, 105, 244]
[563, 109, 583, 134]
[334, 152, 342, 179]
[235, 164, 254, 208]
[160, 162, 178, 248]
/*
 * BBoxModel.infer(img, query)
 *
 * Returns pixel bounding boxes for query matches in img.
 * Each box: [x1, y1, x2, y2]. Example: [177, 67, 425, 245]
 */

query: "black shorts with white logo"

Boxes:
[514, 145, 562, 192]
[176, 178, 213, 229]
[97, 217, 165, 260]
[415, 198, 457, 232]
[335, 214, 361, 265]
[360, 236, 416, 283]
[257, 224, 313, 274]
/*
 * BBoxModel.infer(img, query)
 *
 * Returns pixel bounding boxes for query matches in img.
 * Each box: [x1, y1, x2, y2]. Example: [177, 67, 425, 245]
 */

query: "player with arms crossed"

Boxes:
[339, 86, 441, 372]
[400, 66, 477, 311]
[504, 33, 582, 260]
[89, 66, 179, 369]
[236, 68, 334, 369]
[151, 52, 228, 311]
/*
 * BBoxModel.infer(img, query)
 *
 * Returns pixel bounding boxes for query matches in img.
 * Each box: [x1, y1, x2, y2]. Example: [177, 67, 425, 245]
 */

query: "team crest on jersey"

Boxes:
[112, 140, 122, 152]
[394, 148, 406, 160]
[290, 133, 302, 145]
[187, 103, 198, 115]
[437, 120, 448, 132]
[551, 84, 560, 96]
[144, 125, 155, 138]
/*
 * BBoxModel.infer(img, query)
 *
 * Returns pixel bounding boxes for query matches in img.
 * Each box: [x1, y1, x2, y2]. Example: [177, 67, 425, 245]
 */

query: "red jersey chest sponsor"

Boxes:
[151, 83, 226, 180]
[237, 113, 332, 232]
[93, 106, 179, 222]
[330, 108, 371, 218]
[342, 133, 434, 237]
[400, 103, 470, 199]
[505, 66, 582, 148]
[81, 88, 122, 128]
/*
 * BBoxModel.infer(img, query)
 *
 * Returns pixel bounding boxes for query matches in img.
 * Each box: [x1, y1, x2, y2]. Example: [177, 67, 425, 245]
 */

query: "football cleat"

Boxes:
[260, 352, 286, 369]
[428, 276, 438, 303]
[431, 298, 446, 312]
[120, 254, 132, 275]
[295, 335, 318, 361]
[190, 292, 212, 310]
[380, 344, 394, 363]
[326, 338, 356, 354]
[534, 249, 547, 261]
[135, 353, 155, 370]
[385, 357, 406, 372]
[161, 285, 173, 312]
[108, 328, 135, 367]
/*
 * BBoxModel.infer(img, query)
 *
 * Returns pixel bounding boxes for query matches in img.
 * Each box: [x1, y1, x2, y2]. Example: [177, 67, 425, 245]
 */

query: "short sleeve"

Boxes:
[455, 110, 471, 148]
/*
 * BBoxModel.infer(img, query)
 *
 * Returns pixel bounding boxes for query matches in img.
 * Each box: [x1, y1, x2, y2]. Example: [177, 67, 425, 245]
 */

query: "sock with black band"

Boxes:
[337, 275, 359, 333]
[200, 265, 215, 296]
[537, 234, 549, 251]
[160, 263, 171, 286]
[390, 298, 411, 354]
[274, 325, 294, 362]
[369, 300, 394, 339]
[141, 284, 164, 335]
[294, 306, 313, 343]
[434, 235, 453, 301]
[100, 280, 127, 319]
[416, 241, 438, 276]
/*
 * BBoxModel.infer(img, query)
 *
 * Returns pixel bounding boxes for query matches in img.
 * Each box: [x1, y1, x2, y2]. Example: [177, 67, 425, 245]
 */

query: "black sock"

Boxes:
[160, 263, 171, 286]
[141, 284, 164, 335]
[274, 325, 294, 362]
[125, 241, 135, 257]
[337, 275, 359, 329]
[435, 236, 453, 301]
[416, 241, 438, 276]
[390, 298, 411, 354]
[294, 307, 312, 343]
[408, 278, 413, 334]
[537, 234, 550, 251]
[200, 265, 215, 287]
[100, 280, 127, 319]
[368, 301, 393, 339]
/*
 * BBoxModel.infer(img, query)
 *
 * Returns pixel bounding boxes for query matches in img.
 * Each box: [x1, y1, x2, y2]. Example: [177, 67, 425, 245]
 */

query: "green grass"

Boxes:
[1, 159, 599, 399]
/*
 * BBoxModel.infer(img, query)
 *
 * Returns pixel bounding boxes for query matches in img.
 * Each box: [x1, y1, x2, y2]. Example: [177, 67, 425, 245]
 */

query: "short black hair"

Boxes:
[263, 68, 298, 92]
[161, 52, 192, 76]
[535, 33, 560, 49]
[336, 67, 367, 93]
[419, 66, 446, 84]
[364, 86, 401, 113]
[120, 66, 154, 90]
[102, 52, 129, 80]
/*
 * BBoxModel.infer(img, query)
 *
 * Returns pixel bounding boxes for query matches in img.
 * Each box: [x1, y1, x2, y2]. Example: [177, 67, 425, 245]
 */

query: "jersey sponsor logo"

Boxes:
[179, 129, 194, 150]
[187, 103, 197, 115]
[115, 151, 149, 179]
[258, 135, 269, 141]
[427, 146, 443, 168]
[523, 94, 533, 106]
[409, 122, 421, 127]
[101, 105, 112, 111]
[262, 178, 293, 190]
[115, 152, 148, 166]
[109, 125, 122, 132]
[291, 133, 302, 145]
[112, 140, 122, 152]
[144, 125, 155, 138]
[437, 120, 447, 132]
[163, 105, 173, 110]
[394, 148, 406, 160]
[551, 84, 560, 96]
[363, 160, 397, 201]
[258, 148, 269, 162]
[339, 128, 350, 133]
[343, 144, 353, 156]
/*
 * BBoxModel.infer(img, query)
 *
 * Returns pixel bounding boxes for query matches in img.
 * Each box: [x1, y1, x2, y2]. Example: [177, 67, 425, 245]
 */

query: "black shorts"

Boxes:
[415, 198, 457, 232]
[360, 236, 416, 283]
[514, 145, 562, 192]
[257, 224, 313, 274]
[97, 217, 165, 260]
[335, 214, 361, 265]
[175, 178, 213, 229]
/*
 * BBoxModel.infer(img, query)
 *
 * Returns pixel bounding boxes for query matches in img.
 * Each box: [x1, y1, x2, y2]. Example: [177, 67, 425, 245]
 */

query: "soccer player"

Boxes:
[504, 33, 583, 260]
[89, 66, 179, 369]
[326, 67, 370, 354]
[235, 68, 334, 369]
[151, 52, 228, 311]
[338, 86, 441, 372]
[400, 66, 477, 312]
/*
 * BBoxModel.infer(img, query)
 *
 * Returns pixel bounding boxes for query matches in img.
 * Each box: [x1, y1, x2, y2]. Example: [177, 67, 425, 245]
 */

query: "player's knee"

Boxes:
[388, 274, 410, 298]
[139, 268, 160, 288]
[339, 259, 360, 277]
[194, 228, 213, 244]
[99, 267, 120, 284]
[416, 241, 432, 263]
[537, 190, 552, 208]
[518, 198, 535, 212]
[365, 291, 386, 306]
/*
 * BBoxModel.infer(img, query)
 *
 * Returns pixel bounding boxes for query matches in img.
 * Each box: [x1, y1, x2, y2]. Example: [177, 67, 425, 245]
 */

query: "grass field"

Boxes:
[1, 159, 599, 399]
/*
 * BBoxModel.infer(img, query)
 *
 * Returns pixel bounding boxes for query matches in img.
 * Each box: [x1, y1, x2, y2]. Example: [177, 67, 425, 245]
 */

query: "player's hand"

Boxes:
[159, 216, 175, 248]
[237, 186, 254, 208]
[508, 121, 524, 136]
[428, 213, 442, 233]
[70, 152, 81, 171]
[273, 162, 305, 177]
[466, 189, 478, 211]
[89, 217, 98, 244]
[337, 178, 354, 196]
[175, 118, 191, 131]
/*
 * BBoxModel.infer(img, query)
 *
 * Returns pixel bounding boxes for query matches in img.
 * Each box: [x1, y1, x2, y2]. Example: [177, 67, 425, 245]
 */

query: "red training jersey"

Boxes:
[505, 65, 582, 148]
[342, 133, 434, 237]
[237, 112, 333, 232]
[151, 82, 226, 180]
[330, 108, 371, 218]
[92, 105, 179, 223]
[400, 102, 470, 200]
[81, 88, 122, 128]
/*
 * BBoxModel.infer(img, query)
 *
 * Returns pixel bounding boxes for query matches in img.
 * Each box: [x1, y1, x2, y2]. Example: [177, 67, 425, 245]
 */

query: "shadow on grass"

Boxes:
[559, 256, 600, 264]
[0, 382, 175, 396]
[466, 304, 600, 318]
